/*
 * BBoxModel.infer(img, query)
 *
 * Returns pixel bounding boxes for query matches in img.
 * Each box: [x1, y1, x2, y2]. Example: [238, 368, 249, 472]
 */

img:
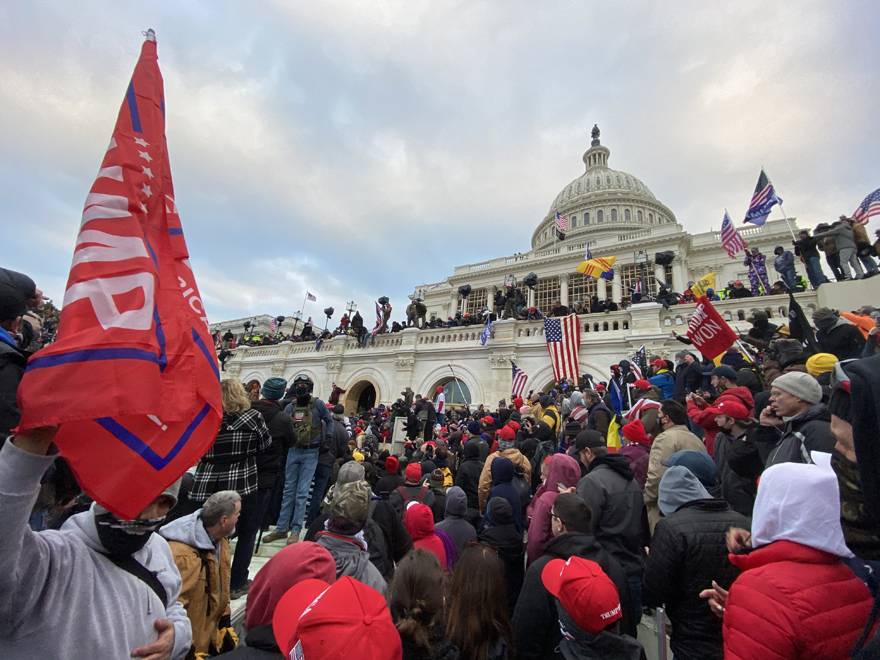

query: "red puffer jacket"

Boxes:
[723, 540, 874, 659]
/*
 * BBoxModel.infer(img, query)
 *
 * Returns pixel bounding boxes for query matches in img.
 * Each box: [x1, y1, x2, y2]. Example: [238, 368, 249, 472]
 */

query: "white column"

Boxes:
[488, 286, 496, 312]
[560, 276, 569, 307]
[528, 288, 535, 308]
[672, 262, 686, 292]
[597, 277, 607, 300]
[459, 296, 466, 315]
[611, 275, 622, 303]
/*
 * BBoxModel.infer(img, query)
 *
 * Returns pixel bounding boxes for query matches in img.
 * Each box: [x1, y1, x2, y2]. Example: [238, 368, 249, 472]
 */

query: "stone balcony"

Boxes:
[221, 284, 849, 410]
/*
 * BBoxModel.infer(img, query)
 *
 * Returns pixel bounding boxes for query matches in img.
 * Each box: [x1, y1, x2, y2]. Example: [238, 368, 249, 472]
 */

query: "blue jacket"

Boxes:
[649, 370, 676, 399]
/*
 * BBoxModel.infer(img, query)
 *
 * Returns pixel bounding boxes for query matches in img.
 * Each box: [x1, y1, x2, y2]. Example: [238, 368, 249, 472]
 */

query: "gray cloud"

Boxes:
[1, 0, 877, 322]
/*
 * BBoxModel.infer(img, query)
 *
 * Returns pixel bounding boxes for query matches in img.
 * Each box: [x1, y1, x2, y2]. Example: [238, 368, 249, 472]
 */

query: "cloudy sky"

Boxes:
[2, 1, 877, 323]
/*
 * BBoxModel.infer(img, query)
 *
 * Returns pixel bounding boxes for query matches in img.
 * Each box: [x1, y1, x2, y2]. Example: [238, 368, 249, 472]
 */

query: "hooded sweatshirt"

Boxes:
[488, 456, 523, 534]
[159, 510, 231, 655]
[316, 530, 387, 595]
[0, 440, 192, 659]
[657, 466, 711, 517]
[404, 502, 449, 569]
[526, 453, 582, 564]
[480, 497, 525, 614]
[435, 486, 476, 556]
[723, 462, 873, 660]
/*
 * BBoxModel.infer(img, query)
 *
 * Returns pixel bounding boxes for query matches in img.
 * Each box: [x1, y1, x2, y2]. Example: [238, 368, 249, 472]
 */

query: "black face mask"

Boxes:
[95, 512, 164, 557]
[294, 385, 311, 403]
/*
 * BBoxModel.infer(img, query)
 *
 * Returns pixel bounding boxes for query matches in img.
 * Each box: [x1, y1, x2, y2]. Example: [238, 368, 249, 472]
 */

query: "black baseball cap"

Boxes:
[571, 430, 605, 452]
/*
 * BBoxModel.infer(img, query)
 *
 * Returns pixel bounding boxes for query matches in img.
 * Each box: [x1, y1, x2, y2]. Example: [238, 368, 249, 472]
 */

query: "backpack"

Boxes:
[512, 467, 532, 511]
[290, 397, 316, 448]
[437, 466, 454, 489]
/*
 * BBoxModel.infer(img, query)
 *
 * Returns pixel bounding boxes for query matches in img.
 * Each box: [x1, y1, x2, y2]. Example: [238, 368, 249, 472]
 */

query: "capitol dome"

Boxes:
[532, 125, 678, 250]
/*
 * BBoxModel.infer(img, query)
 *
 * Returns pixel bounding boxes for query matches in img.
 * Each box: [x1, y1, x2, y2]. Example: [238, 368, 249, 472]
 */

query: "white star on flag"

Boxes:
[139, 202, 148, 213]
[141, 184, 152, 198]
[142, 166, 154, 179]
[138, 150, 152, 162]
[134, 137, 149, 147]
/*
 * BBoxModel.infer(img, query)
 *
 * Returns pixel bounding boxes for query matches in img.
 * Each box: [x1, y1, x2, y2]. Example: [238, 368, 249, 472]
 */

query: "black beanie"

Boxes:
[0, 268, 36, 322]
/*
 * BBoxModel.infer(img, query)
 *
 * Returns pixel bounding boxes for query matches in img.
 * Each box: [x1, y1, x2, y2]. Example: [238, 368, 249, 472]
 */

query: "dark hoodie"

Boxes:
[576, 454, 645, 577]
[435, 486, 476, 557]
[488, 457, 523, 533]
[455, 441, 483, 514]
[512, 531, 632, 660]
[479, 497, 525, 614]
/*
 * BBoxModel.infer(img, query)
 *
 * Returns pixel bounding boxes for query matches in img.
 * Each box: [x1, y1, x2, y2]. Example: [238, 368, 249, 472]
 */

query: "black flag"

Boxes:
[787, 292, 819, 353]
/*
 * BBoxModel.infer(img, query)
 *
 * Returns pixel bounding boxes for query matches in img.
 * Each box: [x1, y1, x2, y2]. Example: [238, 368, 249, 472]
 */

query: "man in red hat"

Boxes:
[541, 556, 643, 658]
[272, 576, 402, 659]
[619, 419, 652, 489]
[707, 399, 758, 517]
[478, 423, 532, 512]
[389, 462, 436, 517]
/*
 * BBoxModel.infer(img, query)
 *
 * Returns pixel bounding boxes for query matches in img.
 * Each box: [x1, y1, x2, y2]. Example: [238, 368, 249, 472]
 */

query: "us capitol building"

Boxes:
[221, 127, 852, 412]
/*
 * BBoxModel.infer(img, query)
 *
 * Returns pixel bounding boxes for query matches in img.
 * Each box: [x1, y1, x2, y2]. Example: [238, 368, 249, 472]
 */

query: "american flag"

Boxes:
[543, 314, 581, 382]
[721, 210, 748, 257]
[743, 169, 783, 226]
[630, 345, 646, 379]
[853, 188, 880, 225]
[371, 300, 382, 335]
[555, 210, 569, 233]
[624, 396, 661, 422]
[269, 317, 277, 334]
[511, 361, 528, 398]
[306, 291, 317, 302]
[632, 279, 643, 296]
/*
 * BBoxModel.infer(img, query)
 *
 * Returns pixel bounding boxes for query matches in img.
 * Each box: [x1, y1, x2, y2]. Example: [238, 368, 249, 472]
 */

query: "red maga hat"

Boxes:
[541, 557, 622, 635]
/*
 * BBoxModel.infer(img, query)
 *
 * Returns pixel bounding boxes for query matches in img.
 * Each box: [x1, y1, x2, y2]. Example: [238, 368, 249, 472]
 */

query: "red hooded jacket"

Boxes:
[404, 503, 449, 569]
[723, 540, 874, 659]
[687, 386, 754, 456]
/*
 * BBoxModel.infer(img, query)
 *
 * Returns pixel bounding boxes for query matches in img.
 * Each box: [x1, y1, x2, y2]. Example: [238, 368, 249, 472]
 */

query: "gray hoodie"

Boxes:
[160, 509, 217, 555]
[436, 486, 477, 555]
[658, 466, 711, 517]
[316, 531, 387, 595]
[0, 440, 192, 659]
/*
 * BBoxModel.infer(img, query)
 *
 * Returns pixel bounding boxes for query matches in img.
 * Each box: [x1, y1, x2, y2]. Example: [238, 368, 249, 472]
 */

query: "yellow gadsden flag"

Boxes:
[576, 255, 616, 279]
[691, 272, 717, 298]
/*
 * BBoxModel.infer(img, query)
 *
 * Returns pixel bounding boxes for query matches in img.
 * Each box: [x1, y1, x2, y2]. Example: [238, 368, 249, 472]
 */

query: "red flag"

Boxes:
[685, 297, 738, 360]
[16, 31, 221, 519]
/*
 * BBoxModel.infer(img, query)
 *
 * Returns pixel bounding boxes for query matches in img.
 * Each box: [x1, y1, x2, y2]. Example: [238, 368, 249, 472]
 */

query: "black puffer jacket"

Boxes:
[643, 499, 748, 660]
[454, 442, 483, 513]
[512, 532, 632, 660]
[576, 455, 645, 576]
[816, 321, 866, 361]
[250, 400, 294, 489]
[713, 430, 757, 517]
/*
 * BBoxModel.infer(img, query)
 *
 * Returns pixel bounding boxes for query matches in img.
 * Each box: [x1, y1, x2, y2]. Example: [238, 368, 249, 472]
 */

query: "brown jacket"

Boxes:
[643, 424, 707, 533]
[162, 513, 231, 656]
[478, 448, 532, 512]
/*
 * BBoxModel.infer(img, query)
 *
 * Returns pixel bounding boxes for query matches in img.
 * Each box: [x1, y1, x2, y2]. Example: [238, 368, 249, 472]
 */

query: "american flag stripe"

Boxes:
[624, 397, 661, 421]
[721, 210, 747, 258]
[511, 361, 528, 398]
[544, 314, 581, 382]
[555, 210, 569, 232]
[853, 188, 880, 225]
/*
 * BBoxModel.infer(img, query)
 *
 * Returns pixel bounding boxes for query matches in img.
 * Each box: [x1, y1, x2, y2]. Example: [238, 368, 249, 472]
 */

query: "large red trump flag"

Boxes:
[686, 296, 738, 361]
[17, 31, 222, 519]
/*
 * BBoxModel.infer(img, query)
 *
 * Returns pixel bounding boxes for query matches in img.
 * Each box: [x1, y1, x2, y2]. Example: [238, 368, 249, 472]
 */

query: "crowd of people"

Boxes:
[3, 260, 880, 659]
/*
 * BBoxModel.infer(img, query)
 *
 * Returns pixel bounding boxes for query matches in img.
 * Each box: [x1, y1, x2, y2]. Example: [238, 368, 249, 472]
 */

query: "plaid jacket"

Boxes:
[191, 407, 272, 502]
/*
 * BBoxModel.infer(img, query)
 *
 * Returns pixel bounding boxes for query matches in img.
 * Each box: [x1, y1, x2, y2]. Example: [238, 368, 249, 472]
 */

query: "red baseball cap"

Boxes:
[404, 462, 422, 484]
[621, 419, 651, 446]
[650, 358, 666, 368]
[634, 379, 652, 391]
[705, 400, 752, 421]
[481, 415, 496, 426]
[541, 557, 622, 635]
[273, 576, 402, 660]
[496, 425, 516, 442]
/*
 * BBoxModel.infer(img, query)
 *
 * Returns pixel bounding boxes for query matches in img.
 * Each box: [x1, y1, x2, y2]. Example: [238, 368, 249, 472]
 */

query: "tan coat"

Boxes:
[644, 424, 706, 532]
[168, 537, 231, 656]
[478, 448, 532, 512]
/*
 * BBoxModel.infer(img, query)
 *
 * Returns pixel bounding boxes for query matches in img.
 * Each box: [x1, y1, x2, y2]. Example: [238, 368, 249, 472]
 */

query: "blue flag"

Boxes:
[743, 169, 783, 226]
[480, 316, 492, 346]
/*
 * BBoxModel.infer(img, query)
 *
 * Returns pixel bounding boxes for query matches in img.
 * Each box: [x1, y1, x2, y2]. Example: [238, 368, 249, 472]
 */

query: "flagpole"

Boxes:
[447, 363, 469, 411]
[776, 203, 798, 242]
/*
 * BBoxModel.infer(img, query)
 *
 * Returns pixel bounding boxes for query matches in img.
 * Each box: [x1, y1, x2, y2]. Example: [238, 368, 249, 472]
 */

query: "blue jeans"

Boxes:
[276, 447, 319, 534]
[780, 266, 797, 291]
[307, 462, 333, 525]
[805, 255, 828, 288]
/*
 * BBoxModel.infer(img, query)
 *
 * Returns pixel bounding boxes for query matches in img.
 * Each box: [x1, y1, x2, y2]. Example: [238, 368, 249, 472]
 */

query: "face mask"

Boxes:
[95, 512, 165, 557]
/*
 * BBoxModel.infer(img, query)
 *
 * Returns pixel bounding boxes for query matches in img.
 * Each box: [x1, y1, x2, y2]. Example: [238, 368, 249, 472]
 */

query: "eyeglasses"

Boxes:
[550, 511, 560, 521]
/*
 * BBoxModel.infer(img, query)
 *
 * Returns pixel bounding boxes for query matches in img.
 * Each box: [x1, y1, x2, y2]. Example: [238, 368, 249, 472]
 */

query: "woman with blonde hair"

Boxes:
[192, 379, 272, 599]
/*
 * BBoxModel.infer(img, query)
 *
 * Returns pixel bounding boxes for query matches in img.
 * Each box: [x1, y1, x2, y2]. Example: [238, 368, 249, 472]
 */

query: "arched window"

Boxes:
[637, 210, 643, 223]
[648, 213, 654, 224]
[597, 210, 604, 223]
[606, 176, 612, 186]
[611, 208, 618, 222]
[596, 177, 601, 188]
[584, 212, 590, 225]
[624, 209, 631, 222]
[571, 215, 578, 228]
[436, 378, 471, 406]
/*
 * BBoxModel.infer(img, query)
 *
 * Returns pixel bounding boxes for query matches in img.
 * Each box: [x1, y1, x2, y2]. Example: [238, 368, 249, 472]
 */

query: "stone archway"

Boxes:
[344, 380, 378, 414]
